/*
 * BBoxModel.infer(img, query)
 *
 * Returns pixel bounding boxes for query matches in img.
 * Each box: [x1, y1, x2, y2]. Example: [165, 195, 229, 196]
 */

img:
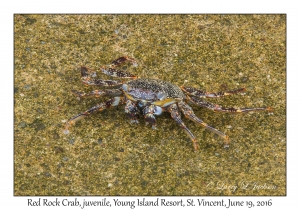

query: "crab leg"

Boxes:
[178, 101, 230, 146]
[110, 56, 138, 68]
[71, 89, 122, 98]
[81, 66, 123, 86]
[181, 86, 246, 98]
[100, 56, 138, 79]
[188, 96, 272, 113]
[82, 78, 123, 86]
[63, 97, 123, 134]
[167, 103, 199, 151]
[101, 67, 137, 79]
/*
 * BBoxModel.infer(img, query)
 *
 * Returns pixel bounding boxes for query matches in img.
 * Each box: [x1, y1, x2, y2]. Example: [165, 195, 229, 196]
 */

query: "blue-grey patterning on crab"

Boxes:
[64, 56, 272, 151]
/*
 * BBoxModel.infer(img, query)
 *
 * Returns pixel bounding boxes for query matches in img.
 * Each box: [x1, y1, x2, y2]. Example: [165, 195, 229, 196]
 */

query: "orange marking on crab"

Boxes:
[151, 98, 180, 107]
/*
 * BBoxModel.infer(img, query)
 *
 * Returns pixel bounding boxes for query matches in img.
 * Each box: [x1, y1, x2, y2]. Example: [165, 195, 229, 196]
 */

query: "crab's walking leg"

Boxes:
[110, 56, 138, 68]
[125, 100, 140, 124]
[188, 96, 272, 113]
[99, 56, 138, 79]
[81, 66, 123, 86]
[178, 101, 230, 147]
[71, 89, 122, 99]
[181, 86, 246, 98]
[63, 97, 123, 134]
[82, 78, 123, 86]
[101, 67, 137, 79]
[167, 104, 199, 151]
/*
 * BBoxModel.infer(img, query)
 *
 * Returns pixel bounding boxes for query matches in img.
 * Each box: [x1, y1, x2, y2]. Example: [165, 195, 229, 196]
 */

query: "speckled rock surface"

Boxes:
[14, 14, 285, 196]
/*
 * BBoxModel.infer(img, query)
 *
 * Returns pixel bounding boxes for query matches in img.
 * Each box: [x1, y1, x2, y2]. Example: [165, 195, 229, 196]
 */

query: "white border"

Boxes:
[2, 0, 298, 209]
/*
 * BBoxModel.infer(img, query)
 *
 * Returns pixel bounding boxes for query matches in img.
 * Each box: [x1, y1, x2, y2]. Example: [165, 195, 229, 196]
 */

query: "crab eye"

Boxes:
[154, 106, 163, 115]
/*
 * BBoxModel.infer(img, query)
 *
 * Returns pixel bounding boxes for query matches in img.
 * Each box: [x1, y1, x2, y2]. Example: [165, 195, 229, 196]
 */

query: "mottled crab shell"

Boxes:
[127, 78, 186, 100]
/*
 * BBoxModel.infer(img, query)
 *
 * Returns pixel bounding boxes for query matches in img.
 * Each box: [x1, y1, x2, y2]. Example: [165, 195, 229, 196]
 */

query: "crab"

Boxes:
[63, 56, 271, 151]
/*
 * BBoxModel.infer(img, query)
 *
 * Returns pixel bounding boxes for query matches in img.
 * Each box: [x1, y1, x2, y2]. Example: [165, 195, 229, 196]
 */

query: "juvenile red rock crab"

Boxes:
[64, 56, 271, 151]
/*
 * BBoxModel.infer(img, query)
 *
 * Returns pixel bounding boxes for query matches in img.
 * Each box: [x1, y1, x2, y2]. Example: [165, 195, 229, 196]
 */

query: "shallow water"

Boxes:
[14, 14, 286, 195]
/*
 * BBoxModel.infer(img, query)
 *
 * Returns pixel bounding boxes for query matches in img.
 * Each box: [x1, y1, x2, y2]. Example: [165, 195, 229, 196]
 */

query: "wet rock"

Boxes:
[44, 172, 52, 177]
[37, 108, 44, 114]
[24, 85, 31, 90]
[53, 132, 60, 139]
[69, 138, 75, 145]
[30, 119, 46, 132]
[35, 123, 45, 132]
[18, 121, 26, 128]
[241, 77, 249, 83]
[25, 17, 37, 25]
[54, 146, 64, 154]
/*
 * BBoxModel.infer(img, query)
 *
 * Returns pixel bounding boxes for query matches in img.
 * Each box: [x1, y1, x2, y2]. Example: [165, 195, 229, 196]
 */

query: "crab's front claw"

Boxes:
[144, 113, 157, 129]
